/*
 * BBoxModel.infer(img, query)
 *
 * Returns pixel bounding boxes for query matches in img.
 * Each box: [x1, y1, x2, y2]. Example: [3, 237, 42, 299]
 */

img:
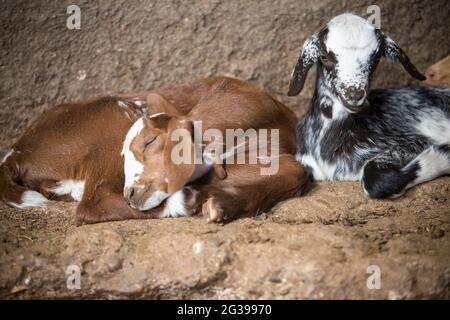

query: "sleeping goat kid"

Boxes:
[287, 13, 450, 198]
[0, 96, 180, 225]
[122, 77, 308, 223]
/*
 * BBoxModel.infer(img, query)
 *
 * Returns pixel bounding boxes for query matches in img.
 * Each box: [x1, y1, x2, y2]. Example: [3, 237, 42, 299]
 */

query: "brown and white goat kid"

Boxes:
[0, 77, 307, 224]
[122, 77, 308, 223]
[0, 77, 226, 225]
[0, 96, 159, 225]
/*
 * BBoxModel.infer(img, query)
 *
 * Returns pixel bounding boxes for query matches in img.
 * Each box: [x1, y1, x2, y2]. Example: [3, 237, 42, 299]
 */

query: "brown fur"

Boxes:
[0, 78, 224, 225]
[425, 54, 450, 86]
[0, 97, 165, 225]
[125, 77, 309, 223]
[1, 76, 308, 225]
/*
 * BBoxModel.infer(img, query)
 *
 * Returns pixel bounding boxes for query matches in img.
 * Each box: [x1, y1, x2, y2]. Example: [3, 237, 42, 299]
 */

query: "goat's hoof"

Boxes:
[75, 209, 101, 226]
[182, 186, 201, 216]
[202, 197, 225, 223]
[74, 215, 86, 226]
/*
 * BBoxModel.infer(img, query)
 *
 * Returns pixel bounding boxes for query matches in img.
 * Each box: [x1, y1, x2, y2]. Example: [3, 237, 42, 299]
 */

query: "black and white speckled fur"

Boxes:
[289, 13, 450, 198]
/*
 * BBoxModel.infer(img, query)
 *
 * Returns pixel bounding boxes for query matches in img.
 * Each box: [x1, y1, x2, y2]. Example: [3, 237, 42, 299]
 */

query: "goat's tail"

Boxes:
[0, 151, 48, 209]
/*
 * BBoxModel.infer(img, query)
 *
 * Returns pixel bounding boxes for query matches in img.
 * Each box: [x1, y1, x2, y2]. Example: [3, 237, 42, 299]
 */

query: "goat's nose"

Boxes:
[347, 88, 365, 102]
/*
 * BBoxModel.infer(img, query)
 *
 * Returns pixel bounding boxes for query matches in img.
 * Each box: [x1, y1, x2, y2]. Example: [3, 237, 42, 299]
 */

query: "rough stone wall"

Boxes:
[1, 0, 449, 152]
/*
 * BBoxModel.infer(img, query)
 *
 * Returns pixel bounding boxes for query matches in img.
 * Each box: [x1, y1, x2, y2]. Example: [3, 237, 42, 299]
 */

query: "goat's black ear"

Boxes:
[287, 33, 321, 96]
[382, 34, 426, 81]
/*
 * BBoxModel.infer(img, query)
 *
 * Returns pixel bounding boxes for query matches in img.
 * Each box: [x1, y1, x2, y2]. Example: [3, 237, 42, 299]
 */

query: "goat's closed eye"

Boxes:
[144, 136, 157, 149]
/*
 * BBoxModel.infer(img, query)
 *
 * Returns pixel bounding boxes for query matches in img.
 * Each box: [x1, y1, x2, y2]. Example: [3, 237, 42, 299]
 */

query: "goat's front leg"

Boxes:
[76, 183, 202, 225]
[361, 144, 450, 198]
[201, 154, 309, 223]
[75, 190, 163, 226]
[75, 176, 165, 225]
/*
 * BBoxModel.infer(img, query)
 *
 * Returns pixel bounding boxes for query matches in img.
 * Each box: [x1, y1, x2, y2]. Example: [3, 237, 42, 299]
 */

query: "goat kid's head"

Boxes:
[122, 111, 197, 211]
[288, 13, 426, 113]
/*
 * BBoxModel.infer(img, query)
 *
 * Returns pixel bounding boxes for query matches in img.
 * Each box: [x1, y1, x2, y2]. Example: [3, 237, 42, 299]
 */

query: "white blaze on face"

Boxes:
[325, 13, 379, 93]
[122, 117, 145, 189]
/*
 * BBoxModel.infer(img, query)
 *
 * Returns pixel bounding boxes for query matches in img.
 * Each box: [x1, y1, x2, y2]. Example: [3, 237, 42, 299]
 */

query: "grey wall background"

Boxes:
[1, 0, 449, 153]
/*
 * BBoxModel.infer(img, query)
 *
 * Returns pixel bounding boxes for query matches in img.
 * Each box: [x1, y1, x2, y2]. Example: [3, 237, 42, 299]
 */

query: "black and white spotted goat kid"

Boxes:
[288, 13, 450, 198]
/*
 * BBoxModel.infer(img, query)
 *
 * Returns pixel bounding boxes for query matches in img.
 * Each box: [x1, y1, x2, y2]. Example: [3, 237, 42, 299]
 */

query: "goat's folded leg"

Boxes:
[201, 193, 240, 223]
[361, 144, 450, 198]
[38, 180, 79, 202]
[201, 154, 309, 223]
[75, 184, 163, 226]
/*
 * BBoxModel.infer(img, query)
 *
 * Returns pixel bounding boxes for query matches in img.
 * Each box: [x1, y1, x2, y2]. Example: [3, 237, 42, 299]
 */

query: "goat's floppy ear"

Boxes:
[381, 33, 426, 81]
[144, 112, 172, 129]
[164, 117, 197, 194]
[146, 93, 182, 116]
[288, 32, 321, 96]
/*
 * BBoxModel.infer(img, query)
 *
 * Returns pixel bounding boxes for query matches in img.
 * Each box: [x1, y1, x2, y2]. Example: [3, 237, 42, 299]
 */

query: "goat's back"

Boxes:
[187, 77, 298, 154]
[8, 97, 140, 184]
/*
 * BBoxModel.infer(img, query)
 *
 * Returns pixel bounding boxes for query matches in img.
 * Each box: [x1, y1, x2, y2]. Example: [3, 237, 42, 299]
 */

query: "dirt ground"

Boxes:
[0, 178, 449, 299]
